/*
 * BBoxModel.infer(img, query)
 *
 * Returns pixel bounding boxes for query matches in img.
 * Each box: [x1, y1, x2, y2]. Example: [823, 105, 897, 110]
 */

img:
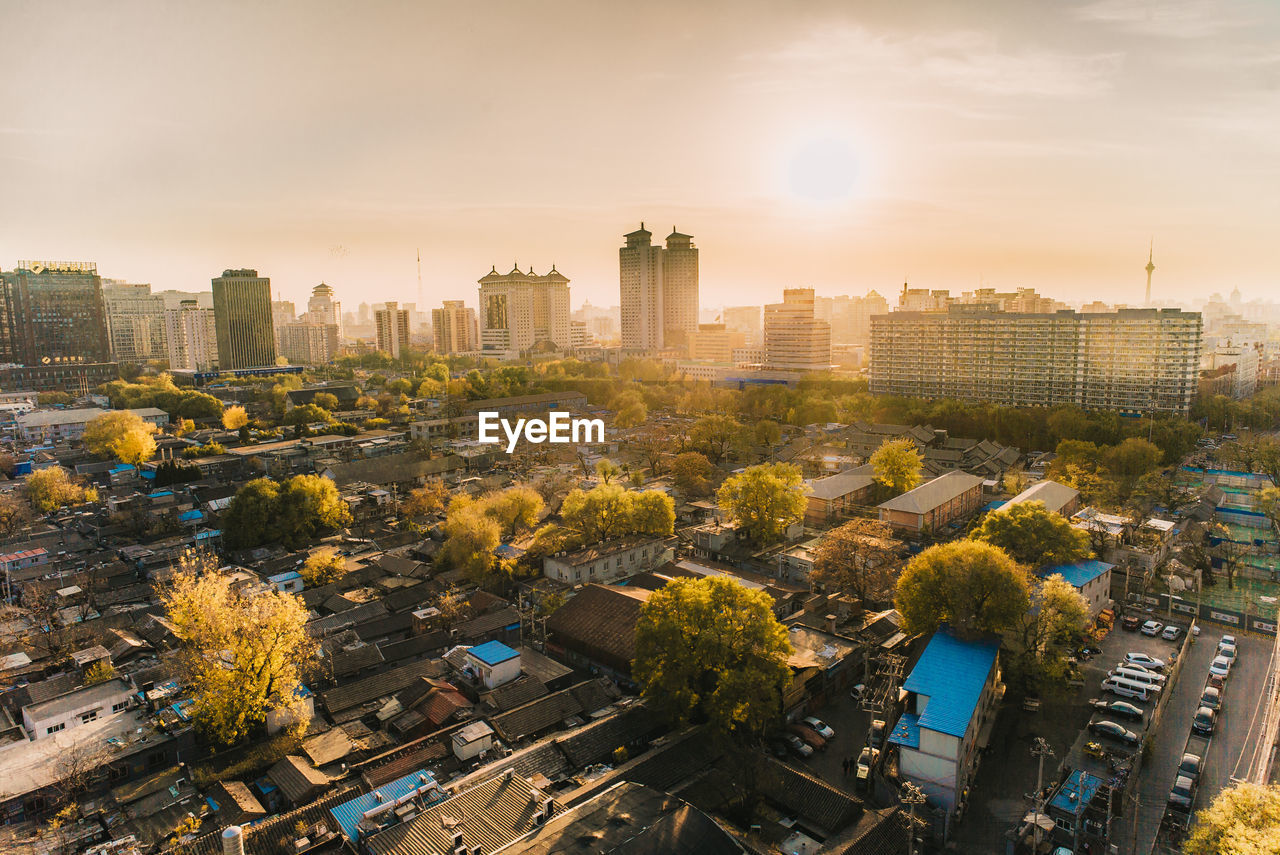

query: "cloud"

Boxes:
[1073, 0, 1261, 38]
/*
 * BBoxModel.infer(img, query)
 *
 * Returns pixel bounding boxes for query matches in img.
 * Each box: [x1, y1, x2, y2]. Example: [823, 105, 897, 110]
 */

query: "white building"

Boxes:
[451, 721, 495, 761]
[1040, 560, 1114, 617]
[461, 641, 521, 690]
[102, 281, 167, 364]
[165, 300, 218, 372]
[375, 301, 411, 358]
[618, 224, 699, 351]
[16, 406, 169, 442]
[478, 265, 571, 356]
[23, 678, 134, 739]
[542, 536, 673, 584]
[432, 300, 479, 354]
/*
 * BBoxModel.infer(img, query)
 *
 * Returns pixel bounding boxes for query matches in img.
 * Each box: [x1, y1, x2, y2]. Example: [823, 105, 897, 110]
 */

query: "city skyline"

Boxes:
[3, 1, 1279, 309]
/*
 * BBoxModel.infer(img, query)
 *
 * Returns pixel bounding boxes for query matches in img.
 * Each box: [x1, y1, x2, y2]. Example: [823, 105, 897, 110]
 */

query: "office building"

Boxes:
[375, 301, 411, 358]
[723, 305, 762, 342]
[165, 300, 218, 372]
[869, 306, 1203, 415]
[0, 260, 112, 367]
[212, 269, 276, 370]
[763, 288, 831, 372]
[688, 323, 747, 362]
[431, 300, 478, 354]
[304, 282, 342, 329]
[279, 321, 340, 365]
[618, 224, 699, 351]
[477, 265, 570, 356]
[102, 281, 167, 363]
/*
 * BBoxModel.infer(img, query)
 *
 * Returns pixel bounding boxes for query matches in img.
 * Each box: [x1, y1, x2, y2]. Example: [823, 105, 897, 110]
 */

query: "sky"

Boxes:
[2, 0, 1278, 312]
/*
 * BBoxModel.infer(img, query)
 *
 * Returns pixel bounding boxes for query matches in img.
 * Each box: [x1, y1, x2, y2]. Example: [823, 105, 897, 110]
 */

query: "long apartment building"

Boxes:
[869, 306, 1202, 414]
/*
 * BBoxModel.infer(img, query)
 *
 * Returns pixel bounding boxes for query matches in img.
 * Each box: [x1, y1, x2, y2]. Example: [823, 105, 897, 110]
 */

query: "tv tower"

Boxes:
[1144, 240, 1155, 306]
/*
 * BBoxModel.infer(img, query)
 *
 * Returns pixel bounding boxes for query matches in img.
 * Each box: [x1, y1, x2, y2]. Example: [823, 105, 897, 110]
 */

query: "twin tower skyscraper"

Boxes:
[619, 223, 699, 351]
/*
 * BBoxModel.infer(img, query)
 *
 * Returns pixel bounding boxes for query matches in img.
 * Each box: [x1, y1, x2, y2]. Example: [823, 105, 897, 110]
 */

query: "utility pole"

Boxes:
[901, 781, 927, 855]
[1030, 737, 1054, 854]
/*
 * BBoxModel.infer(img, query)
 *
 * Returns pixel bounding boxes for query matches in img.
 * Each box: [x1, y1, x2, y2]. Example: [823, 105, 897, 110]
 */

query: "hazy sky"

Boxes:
[3, 0, 1278, 311]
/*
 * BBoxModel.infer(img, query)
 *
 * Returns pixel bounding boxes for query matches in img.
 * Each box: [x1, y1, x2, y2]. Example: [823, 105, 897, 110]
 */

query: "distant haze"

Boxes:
[2, 0, 1277, 309]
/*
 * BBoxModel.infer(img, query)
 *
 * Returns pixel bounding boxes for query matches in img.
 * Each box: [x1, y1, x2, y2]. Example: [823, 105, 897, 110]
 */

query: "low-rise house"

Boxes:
[542, 536, 673, 584]
[804, 464, 876, 525]
[266, 755, 330, 806]
[22, 677, 134, 739]
[1040, 559, 1114, 617]
[545, 583, 651, 680]
[878, 471, 984, 534]
[1004, 480, 1081, 516]
[459, 641, 521, 689]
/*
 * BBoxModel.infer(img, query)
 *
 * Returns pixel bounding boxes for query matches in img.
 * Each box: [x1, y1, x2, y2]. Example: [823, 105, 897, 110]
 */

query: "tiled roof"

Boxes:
[491, 685, 588, 743]
[1006, 480, 1080, 514]
[176, 785, 364, 855]
[878, 470, 984, 515]
[545, 584, 650, 672]
[554, 703, 663, 769]
[902, 628, 999, 739]
[481, 675, 549, 712]
[419, 688, 473, 726]
[267, 755, 330, 804]
[806, 464, 876, 501]
[303, 728, 355, 767]
[377, 631, 451, 664]
[206, 780, 266, 820]
[324, 452, 463, 487]
[455, 606, 520, 640]
[759, 756, 864, 834]
[361, 740, 451, 788]
[320, 658, 446, 716]
[308, 600, 389, 635]
[328, 641, 385, 678]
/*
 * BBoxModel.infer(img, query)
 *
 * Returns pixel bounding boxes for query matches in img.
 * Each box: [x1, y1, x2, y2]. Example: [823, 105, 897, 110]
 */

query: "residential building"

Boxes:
[375, 301, 411, 358]
[16, 406, 168, 442]
[1203, 343, 1261, 399]
[888, 628, 1002, 839]
[279, 321, 340, 365]
[815, 291, 890, 346]
[431, 299, 478, 353]
[212, 268, 276, 369]
[1004, 480, 1081, 517]
[460, 641, 521, 689]
[764, 288, 831, 372]
[102, 281, 167, 363]
[22, 678, 134, 739]
[270, 299, 296, 350]
[569, 319, 592, 348]
[0, 261, 113, 384]
[618, 224, 699, 351]
[545, 583, 652, 679]
[804, 464, 877, 525]
[870, 306, 1203, 415]
[1040, 559, 1114, 617]
[542, 536, 674, 584]
[878, 470, 985, 533]
[164, 299, 218, 372]
[477, 265, 570, 356]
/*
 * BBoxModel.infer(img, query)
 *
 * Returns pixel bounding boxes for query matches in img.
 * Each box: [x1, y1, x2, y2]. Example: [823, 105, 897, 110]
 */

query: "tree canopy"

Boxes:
[870, 438, 923, 496]
[895, 540, 1031, 638]
[810, 518, 902, 605]
[441, 497, 502, 584]
[1183, 782, 1280, 855]
[1005, 573, 1090, 695]
[560, 483, 675, 544]
[670, 451, 716, 497]
[715, 463, 807, 546]
[221, 405, 249, 431]
[971, 501, 1092, 567]
[83, 410, 157, 465]
[300, 549, 348, 586]
[633, 576, 793, 744]
[23, 467, 98, 514]
[223, 475, 351, 550]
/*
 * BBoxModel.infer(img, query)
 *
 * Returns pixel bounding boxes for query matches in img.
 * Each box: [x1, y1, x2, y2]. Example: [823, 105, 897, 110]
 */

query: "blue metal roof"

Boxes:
[179, 509, 203, 522]
[982, 500, 1007, 513]
[268, 570, 303, 582]
[1040, 559, 1114, 589]
[902, 628, 999, 739]
[1050, 769, 1103, 816]
[329, 768, 441, 841]
[468, 640, 519, 666]
[888, 712, 921, 749]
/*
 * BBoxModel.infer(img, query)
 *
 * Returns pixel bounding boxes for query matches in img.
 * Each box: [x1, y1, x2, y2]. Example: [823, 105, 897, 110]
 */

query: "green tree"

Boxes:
[690, 414, 740, 464]
[811, 518, 902, 604]
[84, 661, 117, 685]
[275, 474, 352, 549]
[442, 498, 501, 583]
[300, 548, 348, 586]
[895, 541, 1031, 638]
[1105, 437, 1163, 494]
[23, 467, 98, 514]
[870, 438, 923, 496]
[1183, 782, 1280, 855]
[595, 458, 623, 485]
[222, 478, 281, 549]
[283, 403, 333, 426]
[402, 480, 449, 521]
[160, 553, 317, 745]
[1006, 574, 1090, 695]
[629, 489, 676, 537]
[754, 419, 782, 447]
[0, 493, 31, 543]
[633, 576, 793, 744]
[482, 485, 544, 538]
[715, 463, 807, 547]
[561, 483, 635, 542]
[971, 501, 1092, 567]
[670, 451, 716, 497]
[312, 392, 341, 411]
[611, 390, 648, 428]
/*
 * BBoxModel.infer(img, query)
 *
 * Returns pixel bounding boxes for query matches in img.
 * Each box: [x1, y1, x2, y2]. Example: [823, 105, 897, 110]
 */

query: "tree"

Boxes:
[811, 518, 902, 604]
[611, 390, 648, 428]
[716, 463, 807, 547]
[442, 499, 501, 583]
[83, 410, 157, 465]
[160, 553, 317, 745]
[23, 467, 98, 514]
[895, 541, 1031, 638]
[0, 493, 31, 544]
[870, 438, 923, 496]
[1132, 470, 1197, 516]
[482, 485, 544, 538]
[561, 483, 635, 542]
[221, 405, 249, 430]
[633, 425, 673, 476]
[971, 501, 1092, 567]
[402, 480, 449, 521]
[629, 489, 676, 537]
[1183, 782, 1280, 855]
[283, 403, 333, 426]
[670, 451, 716, 497]
[595, 458, 623, 485]
[300, 549, 348, 586]
[275, 474, 353, 549]
[1005, 574, 1090, 695]
[84, 660, 117, 685]
[1258, 486, 1280, 535]
[690, 414, 740, 464]
[633, 576, 793, 744]
[312, 392, 341, 411]
[754, 419, 782, 447]
[1105, 437, 1162, 494]
[222, 478, 281, 549]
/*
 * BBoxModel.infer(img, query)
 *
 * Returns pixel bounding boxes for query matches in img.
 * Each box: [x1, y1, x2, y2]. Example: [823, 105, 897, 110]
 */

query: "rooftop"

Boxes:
[902, 628, 999, 739]
[1006, 480, 1080, 513]
[1040, 559, 1114, 589]
[806, 464, 876, 501]
[468, 640, 520, 667]
[878, 470, 984, 515]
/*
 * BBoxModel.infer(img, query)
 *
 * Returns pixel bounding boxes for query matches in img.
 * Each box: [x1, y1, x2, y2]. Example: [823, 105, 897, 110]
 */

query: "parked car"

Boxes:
[803, 716, 835, 739]
[1210, 656, 1233, 678]
[1168, 774, 1197, 812]
[1088, 719, 1140, 746]
[1178, 752, 1204, 781]
[1192, 706, 1217, 736]
[1089, 699, 1144, 722]
[1122, 615, 1142, 631]
[869, 719, 886, 749]
[1221, 634, 1237, 647]
[788, 724, 827, 751]
[1218, 643, 1237, 661]
[1191, 624, 1201, 637]
[856, 746, 880, 780]
[1078, 644, 1102, 660]
[783, 733, 813, 758]
[1207, 673, 1226, 691]
[1141, 620, 1164, 636]
[1125, 652, 1166, 671]
[1200, 686, 1222, 711]
[1161, 625, 1183, 642]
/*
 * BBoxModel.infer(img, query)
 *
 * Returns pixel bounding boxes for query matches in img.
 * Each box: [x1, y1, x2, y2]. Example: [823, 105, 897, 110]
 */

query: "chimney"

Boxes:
[222, 826, 245, 855]
[825, 614, 837, 634]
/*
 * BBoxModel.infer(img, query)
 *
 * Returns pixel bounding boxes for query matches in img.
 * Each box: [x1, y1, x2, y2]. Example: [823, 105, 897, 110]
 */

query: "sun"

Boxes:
[783, 136, 865, 206]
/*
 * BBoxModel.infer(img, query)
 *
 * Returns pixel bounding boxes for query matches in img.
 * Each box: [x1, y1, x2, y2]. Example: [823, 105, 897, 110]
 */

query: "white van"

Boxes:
[1102, 676, 1152, 701]
[1111, 667, 1165, 688]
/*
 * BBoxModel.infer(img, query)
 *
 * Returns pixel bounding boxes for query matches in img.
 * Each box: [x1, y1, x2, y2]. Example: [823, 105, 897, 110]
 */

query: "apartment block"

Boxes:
[431, 300, 479, 354]
[618, 224, 699, 351]
[375, 301, 411, 358]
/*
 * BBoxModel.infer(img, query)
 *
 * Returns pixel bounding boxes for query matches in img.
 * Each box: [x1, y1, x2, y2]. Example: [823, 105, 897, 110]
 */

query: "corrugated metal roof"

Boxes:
[901, 628, 999, 739]
[469, 640, 519, 666]
[1040, 559, 1114, 589]
[887, 712, 921, 749]
[329, 768, 442, 841]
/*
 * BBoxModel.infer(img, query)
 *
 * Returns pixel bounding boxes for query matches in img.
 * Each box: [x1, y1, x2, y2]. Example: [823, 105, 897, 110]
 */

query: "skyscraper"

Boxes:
[212, 269, 276, 370]
[763, 288, 831, 372]
[102, 280, 167, 363]
[618, 223, 699, 351]
[165, 300, 218, 372]
[375, 301, 411, 358]
[432, 300, 478, 354]
[0, 261, 112, 367]
[279, 322, 340, 365]
[477, 265, 570, 356]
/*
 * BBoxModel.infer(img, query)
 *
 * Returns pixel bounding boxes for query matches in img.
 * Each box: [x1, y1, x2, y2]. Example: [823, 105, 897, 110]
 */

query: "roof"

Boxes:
[22, 677, 131, 721]
[806, 464, 876, 501]
[1050, 769, 1104, 816]
[323, 452, 463, 487]
[1040, 559, 1114, 589]
[468, 640, 520, 667]
[267, 755, 329, 803]
[545, 584, 651, 672]
[303, 728, 355, 766]
[16, 407, 108, 427]
[878, 470, 984, 515]
[329, 768, 442, 841]
[1006, 480, 1080, 514]
[546, 535, 666, 567]
[206, 780, 266, 819]
[887, 712, 921, 749]
[320, 658, 446, 716]
[901, 628, 999, 739]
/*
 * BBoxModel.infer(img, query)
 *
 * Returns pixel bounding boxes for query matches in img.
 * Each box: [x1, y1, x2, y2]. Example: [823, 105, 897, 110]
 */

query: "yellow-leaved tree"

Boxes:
[23, 467, 98, 513]
[1184, 781, 1280, 854]
[160, 553, 317, 746]
[221, 405, 249, 431]
[83, 410, 157, 465]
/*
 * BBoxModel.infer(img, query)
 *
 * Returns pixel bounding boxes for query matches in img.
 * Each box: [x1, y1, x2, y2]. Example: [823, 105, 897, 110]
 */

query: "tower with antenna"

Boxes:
[1144, 240, 1155, 306]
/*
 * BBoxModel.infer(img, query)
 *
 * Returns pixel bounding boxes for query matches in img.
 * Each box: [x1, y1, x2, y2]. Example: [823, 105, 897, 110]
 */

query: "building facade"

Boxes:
[304, 282, 342, 335]
[375, 301, 411, 358]
[212, 269, 276, 370]
[870, 306, 1202, 415]
[165, 300, 218, 372]
[477, 266, 570, 356]
[618, 224, 699, 351]
[763, 288, 831, 371]
[102, 281, 167, 364]
[0, 261, 112, 367]
[279, 322, 340, 365]
[431, 300, 478, 354]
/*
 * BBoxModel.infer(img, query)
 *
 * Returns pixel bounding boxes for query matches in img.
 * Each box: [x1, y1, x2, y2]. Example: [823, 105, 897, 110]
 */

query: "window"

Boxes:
[46, 723, 65, 735]
[112, 702, 128, 713]
[80, 710, 99, 723]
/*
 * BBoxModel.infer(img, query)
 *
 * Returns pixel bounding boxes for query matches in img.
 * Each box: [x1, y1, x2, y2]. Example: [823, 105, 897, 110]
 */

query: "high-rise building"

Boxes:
[305, 282, 342, 330]
[432, 300, 478, 354]
[0, 261, 112, 368]
[477, 265, 571, 356]
[814, 291, 890, 346]
[212, 269, 276, 370]
[618, 223, 699, 351]
[102, 280, 167, 363]
[763, 288, 831, 372]
[155, 289, 213, 310]
[869, 306, 1202, 414]
[279, 322, 340, 365]
[271, 299, 296, 351]
[165, 300, 218, 372]
[375, 301, 411, 358]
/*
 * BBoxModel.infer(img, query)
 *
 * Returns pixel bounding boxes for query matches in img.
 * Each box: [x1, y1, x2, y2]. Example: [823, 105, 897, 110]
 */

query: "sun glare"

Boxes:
[785, 137, 863, 205]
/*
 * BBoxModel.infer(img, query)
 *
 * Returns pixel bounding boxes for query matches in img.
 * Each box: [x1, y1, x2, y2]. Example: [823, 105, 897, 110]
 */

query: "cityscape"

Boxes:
[2, 4, 1279, 855]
